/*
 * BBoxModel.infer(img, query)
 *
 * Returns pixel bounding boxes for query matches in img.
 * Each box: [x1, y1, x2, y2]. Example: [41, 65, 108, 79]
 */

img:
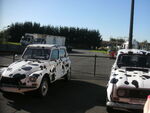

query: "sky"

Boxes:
[0, 0, 150, 42]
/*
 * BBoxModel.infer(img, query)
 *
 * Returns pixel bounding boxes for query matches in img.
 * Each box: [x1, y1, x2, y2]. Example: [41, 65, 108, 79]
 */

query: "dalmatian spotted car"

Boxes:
[0, 44, 71, 97]
[106, 49, 150, 112]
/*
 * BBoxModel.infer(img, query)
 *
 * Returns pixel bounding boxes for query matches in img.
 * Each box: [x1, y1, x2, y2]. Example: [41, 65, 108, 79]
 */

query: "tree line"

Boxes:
[0, 22, 102, 49]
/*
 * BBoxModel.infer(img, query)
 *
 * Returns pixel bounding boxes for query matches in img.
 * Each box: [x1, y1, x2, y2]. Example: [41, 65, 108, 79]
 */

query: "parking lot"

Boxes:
[0, 49, 143, 113]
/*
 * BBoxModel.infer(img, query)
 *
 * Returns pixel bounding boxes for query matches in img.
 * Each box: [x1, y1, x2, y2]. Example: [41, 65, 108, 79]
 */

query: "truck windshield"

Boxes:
[22, 47, 50, 60]
[117, 54, 150, 68]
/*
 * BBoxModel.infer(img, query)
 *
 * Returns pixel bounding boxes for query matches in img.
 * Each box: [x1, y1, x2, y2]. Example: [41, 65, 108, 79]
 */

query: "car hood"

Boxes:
[2, 60, 48, 78]
[111, 68, 150, 89]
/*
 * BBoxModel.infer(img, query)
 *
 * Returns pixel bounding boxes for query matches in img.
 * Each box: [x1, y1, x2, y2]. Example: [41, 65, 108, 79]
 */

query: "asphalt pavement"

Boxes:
[0, 49, 143, 113]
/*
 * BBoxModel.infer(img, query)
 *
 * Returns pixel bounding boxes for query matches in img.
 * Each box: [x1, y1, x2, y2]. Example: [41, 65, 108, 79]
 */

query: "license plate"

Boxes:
[130, 99, 145, 104]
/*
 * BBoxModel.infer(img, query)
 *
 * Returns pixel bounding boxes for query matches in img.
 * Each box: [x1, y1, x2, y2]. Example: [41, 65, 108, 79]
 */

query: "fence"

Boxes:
[0, 54, 115, 80]
[0, 44, 25, 54]
[0, 54, 17, 67]
[69, 55, 115, 80]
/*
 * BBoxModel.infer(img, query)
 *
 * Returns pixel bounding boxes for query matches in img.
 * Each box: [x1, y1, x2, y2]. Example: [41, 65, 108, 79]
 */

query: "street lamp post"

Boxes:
[128, 0, 135, 49]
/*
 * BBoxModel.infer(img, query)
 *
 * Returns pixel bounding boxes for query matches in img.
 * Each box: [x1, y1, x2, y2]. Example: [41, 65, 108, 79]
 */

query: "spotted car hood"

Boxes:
[111, 68, 150, 89]
[2, 60, 48, 78]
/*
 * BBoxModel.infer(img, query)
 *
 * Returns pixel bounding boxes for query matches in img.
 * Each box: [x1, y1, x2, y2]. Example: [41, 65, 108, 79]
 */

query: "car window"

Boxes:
[22, 48, 50, 60]
[117, 54, 150, 68]
[59, 49, 66, 58]
[51, 49, 59, 61]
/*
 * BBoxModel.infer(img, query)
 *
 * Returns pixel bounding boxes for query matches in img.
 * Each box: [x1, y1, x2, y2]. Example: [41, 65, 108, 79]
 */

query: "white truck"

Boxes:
[20, 33, 66, 46]
[0, 44, 71, 97]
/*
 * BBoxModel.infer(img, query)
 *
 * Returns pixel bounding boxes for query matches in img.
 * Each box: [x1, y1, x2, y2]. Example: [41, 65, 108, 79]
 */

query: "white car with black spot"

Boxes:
[106, 49, 150, 112]
[0, 44, 71, 97]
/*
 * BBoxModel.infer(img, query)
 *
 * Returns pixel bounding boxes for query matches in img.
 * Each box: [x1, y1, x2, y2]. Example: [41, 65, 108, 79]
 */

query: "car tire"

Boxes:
[37, 77, 49, 97]
[2, 91, 13, 96]
[106, 106, 114, 113]
[64, 69, 71, 81]
[106, 98, 115, 113]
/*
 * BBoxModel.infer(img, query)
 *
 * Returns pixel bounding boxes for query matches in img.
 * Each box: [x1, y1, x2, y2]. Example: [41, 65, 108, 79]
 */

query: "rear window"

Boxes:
[117, 54, 150, 68]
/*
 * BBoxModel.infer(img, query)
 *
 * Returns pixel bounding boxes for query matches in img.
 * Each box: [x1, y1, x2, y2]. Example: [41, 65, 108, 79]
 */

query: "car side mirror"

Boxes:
[13, 54, 18, 62]
[15, 54, 18, 58]
[117, 63, 122, 68]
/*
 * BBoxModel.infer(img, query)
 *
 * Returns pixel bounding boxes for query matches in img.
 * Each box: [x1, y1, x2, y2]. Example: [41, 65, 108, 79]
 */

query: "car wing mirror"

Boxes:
[117, 63, 122, 68]
[15, 54, 18, 57]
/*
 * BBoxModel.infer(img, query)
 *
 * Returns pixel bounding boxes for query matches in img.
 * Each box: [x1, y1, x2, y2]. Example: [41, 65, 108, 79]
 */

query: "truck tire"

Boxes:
[37, 77, 49, 97]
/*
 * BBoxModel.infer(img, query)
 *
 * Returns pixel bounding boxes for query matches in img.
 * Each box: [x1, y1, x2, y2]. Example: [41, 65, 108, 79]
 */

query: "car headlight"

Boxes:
[0, 68, 6, 76]
[117, 89, 127, 97]
[29, 74, 40, 82]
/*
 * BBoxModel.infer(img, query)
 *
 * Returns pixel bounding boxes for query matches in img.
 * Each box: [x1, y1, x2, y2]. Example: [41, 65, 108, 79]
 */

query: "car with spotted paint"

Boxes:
[106, 49, 150, 112]
[0, 44, 71, 97]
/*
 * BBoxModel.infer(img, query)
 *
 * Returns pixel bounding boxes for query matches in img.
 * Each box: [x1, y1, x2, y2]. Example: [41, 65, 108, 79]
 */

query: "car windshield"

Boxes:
[117, 54, 150, 68]
[22, 47, 50, 60]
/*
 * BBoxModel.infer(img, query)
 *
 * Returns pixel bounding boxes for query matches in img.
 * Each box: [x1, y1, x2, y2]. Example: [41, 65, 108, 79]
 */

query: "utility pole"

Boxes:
[129, 0, 135, 49]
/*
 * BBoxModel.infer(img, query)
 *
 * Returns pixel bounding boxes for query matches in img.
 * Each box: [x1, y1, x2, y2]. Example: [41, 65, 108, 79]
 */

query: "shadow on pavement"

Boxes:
[2, 80, 106, 113]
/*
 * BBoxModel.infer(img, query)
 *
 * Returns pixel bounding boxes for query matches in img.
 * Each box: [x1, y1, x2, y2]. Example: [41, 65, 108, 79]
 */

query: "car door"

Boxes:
[50, 48, 62, 80]
[59, 48, 70, 76]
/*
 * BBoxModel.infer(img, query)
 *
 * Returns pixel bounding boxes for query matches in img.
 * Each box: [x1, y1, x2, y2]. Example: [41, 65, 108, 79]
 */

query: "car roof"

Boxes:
[117, 49, 150, 55]
[27, 44, 66, 49]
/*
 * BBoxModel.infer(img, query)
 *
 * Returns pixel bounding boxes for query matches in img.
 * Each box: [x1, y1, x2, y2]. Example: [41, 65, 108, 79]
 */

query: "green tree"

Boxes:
[0, 22, 102, 49]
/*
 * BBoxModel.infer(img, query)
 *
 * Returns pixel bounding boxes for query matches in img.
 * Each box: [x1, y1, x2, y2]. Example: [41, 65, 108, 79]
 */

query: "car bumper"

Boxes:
[106, 101, 144, 110]
[0, 84, 37, 93]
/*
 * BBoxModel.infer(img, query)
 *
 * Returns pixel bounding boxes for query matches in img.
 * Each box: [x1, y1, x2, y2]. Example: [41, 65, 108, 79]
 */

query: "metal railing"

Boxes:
[69, 54, 115, 80]
[0, 54, 115, 80]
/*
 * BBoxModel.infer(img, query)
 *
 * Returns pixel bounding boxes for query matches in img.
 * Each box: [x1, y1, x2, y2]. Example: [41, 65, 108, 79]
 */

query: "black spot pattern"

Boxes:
[126, 74, 132, 77]
[51, 68, 56, 72]
[119, 70, 125, 72]
[142, 78, 146, 80]
[40, 66, 44, 70]
[141, 51, 146, 55]
[110, 78, 118, 84]
[119, 77, 123, 79]
[124, 81, 129, 85]
[142, 75, 150, 79]
[113, 74, 118, 76]
[65, 64, 69, 67]
[44, 65, 47, 69]
[22, 66, 32, 71]
[9, 74, 13, 77]
[30, 64, 39, 66]
[132, 80, 139, 88]
[32, 74, 40, 78]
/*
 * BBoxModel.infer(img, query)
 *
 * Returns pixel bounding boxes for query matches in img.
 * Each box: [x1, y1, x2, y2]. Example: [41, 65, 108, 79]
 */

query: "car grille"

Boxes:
[0, 77, 21, 85]
[117, 88, 150, 99]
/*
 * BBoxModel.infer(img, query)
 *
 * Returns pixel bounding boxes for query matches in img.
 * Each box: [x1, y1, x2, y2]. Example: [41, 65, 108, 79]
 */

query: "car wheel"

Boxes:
[106, 106, 114, 113]
[2, 91, 12, 96]
[37, 77, 49, 97]
[64, 70, 71, 81]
